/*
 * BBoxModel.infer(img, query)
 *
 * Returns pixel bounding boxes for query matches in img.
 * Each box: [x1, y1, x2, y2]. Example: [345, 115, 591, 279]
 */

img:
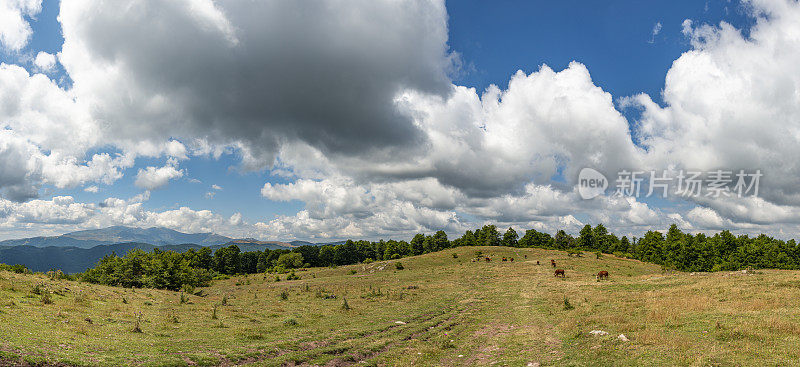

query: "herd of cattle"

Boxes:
[471, 254, 610, 280]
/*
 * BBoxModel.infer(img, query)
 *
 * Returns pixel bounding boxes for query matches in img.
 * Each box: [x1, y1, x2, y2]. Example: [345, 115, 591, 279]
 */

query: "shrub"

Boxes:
[40, 292, 53, 305]
[0, 264, 29, 274]
[452, 253, 458, 259]
[348, 269, 357, 275]
[286, 271, 300, 280]
[395, 262, 405, 270]
[132, 312, 143, 333]
[222, 294, 228, 305]
[47, 270, 70, 281]
[563, 296, 574, 310]
[279, 290, 288, 301]
[595, 251, 602, 259]
[31, 283, 45, 295]
[283, 318, 298, 327]
[211, 304, 218, 320]
[341, 297, 351, 311]
[180, 293, 189, 305]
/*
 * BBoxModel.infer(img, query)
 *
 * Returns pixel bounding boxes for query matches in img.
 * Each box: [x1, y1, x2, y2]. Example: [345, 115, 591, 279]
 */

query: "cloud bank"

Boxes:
[1, 0, 800, 240]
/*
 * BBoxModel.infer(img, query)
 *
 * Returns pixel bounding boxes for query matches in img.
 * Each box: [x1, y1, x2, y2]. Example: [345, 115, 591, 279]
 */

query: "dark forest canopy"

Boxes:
[7, 224, 800, 291]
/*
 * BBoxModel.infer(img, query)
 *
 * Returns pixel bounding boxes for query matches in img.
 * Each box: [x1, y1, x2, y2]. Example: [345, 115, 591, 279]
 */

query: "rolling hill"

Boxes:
[1, 246, 796, 366]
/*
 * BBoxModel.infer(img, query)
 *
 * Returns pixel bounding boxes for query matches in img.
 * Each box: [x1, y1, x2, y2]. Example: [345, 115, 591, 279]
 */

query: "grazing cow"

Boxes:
[597, 270, 609, 280]
[510, 258, 514, 262]
[524, 255, 528, 259]
[502, 257, 507, 262]
[485, 257, 491, 262]
[554, 269, 565, 278]
[536, 260, 540, 265]
[551, 259, 556, 268]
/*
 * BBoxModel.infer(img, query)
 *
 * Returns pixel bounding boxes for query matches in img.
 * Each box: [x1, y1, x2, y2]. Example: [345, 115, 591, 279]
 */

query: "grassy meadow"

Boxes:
[2, 246, 800, 366]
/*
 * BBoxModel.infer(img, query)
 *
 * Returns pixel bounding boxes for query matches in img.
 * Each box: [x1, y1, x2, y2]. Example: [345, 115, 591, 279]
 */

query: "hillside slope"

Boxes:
[1, 247, 799, 366]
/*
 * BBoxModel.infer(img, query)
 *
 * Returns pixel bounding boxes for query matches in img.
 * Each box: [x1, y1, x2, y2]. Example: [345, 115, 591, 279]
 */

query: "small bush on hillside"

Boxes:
[40, 292, 53, 305]
[348, 270, 357, 275]
[274, 275, 281, 282]
[283, 318, 298, 327]
[132, 312, 143, 333]
[563, 296, 574, 310]
[47, 270, 71, 281]
[341, 297, 351, 310]
[222, 294, 228, 305]
[0, 264, 30, 274]
[395, 262, 405, 270]
[279, 290, 288, 301]
[31, 283, 45, 295]
[181, 284, 195, 294]
[286, 271, 300, 280]
[211, 304, 218, 320]
[452, 253, 458, 259]
[595, 251, 602, 259]
[180, 293, 189, 305]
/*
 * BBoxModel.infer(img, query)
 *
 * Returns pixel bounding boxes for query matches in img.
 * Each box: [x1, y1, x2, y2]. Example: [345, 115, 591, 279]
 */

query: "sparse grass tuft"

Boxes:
[131, 312, 143, 333]
[563, 296, 574, 310]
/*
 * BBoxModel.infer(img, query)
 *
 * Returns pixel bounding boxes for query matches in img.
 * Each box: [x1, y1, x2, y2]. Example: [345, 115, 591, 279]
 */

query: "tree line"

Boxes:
[8, 224, 800, 290]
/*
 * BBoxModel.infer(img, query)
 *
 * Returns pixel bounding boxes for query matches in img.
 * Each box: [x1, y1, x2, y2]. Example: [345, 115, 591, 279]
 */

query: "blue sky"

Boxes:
[1, 0, 798, 241]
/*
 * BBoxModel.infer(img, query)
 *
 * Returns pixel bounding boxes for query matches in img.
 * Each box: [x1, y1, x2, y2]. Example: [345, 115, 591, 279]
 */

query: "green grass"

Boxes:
[2, 246, 800, 366]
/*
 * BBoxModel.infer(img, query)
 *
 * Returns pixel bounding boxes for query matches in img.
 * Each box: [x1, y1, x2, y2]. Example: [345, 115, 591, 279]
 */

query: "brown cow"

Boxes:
[524, 254, 528, 259]
[502, 257, 507, 262]
[485, 257, 491, 262]
[536, 260, 540, 265]
[551, 259, 556, 268]
[597, 270, 609, 280]
[554, 269, 565, 278]
[510, 258, 514, 262]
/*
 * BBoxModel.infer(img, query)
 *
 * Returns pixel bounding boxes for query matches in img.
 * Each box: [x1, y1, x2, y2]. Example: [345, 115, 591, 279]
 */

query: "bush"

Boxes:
[40, 292, 53, 305]
[348, 269, 357, 275]
[283, 318, 298, 327]
[132, 312, 143, 333]
[0, 263, 30, 274]
[563, 296, 574, 310]
[279, 290, 288, 301]
[395, 262, 405, 270]
[341, 297, 351, 310]
[452, 253, 458, 259]
[286, 271, 300, 280]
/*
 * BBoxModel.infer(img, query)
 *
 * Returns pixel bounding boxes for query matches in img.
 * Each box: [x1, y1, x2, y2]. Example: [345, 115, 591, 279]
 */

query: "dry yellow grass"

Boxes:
[2, 247, 800, 366]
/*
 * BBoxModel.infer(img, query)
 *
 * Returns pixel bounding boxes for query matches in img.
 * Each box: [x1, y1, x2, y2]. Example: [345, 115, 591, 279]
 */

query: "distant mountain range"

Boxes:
[0, 226, 345, 273]
[0, 226, 233, 249]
